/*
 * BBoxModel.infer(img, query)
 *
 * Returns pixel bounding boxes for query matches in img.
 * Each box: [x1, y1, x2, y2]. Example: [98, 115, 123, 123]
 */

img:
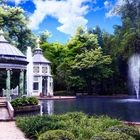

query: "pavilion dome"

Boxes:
[33, 47, 51, 64]
[0, 30, 27, 63]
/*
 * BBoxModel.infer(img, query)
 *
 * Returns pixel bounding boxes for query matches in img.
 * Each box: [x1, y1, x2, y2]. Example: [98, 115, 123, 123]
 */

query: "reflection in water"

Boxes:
[115, 99, 140, 102]
[40, 104, 43, 116]
[40, 98, 140, 122]
[40, 100, 54, 115]
[47, 100, 54, 115]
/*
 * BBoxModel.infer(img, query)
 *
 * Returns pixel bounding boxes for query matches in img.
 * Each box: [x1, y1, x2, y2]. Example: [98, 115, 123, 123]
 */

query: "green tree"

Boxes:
[41, 41, 66, 91]
[0, 5, 35, 52]
[111, 0, 140, 59]
[88, 26, 104, 47]
[72, 48, 112, 94]
[103, 0, 140, 94]
[39, 30, 52, 44]
[58, 27, 113, 93]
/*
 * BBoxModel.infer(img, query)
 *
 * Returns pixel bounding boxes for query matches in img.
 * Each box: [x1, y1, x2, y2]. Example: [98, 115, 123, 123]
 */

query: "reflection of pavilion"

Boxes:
[40, 100, 54, 115]
[0, 30, 28, 99]
[0, 30, 53, 98]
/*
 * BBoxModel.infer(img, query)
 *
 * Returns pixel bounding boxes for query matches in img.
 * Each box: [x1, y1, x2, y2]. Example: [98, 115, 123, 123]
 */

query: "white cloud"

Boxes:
[104, 1, 112, 9]
[106, 0, 126, 17]
[28, 0, 91, 35]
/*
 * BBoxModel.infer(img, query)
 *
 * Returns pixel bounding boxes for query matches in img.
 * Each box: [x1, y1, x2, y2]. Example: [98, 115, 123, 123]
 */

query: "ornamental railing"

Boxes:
[2, 86, 18, 98]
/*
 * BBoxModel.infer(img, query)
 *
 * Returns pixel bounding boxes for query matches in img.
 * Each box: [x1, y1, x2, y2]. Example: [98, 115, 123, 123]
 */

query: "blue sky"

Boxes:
[7, 0, 122, 43]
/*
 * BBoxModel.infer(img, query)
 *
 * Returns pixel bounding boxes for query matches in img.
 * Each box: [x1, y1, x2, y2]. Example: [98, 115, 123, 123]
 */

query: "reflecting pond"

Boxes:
[40, 97, 140, 122]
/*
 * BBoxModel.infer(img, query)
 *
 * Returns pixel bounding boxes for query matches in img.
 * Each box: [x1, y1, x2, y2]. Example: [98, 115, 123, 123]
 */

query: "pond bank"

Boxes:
[37, 96, 77, 100]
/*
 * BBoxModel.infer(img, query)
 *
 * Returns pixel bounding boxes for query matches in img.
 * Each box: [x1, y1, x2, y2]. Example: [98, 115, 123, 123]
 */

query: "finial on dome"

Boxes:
[36, 37, 41, 48]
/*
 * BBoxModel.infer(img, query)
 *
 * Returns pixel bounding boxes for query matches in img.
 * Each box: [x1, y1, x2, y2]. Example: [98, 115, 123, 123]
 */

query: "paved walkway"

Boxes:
[0, 121, 29, 140]
[0, 107, 11, 120]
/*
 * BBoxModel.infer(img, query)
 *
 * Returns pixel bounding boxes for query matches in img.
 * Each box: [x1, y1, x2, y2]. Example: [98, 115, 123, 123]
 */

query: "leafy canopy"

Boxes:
[0, 5, 35, 52]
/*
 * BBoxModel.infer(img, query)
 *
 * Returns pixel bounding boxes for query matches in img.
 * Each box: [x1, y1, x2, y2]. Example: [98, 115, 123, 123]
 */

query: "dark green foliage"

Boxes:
[16, 112, 138, 140]
[16, 115, 69, 139]
[54, 90, 75, 96]
[28, 97, 39, 105]
[88, 116, 121, 133]
[0, 5, 36, 52]
[107, 124, 140, 140]
[11, 96, 38, 107]
[38, 130, 75, 140]
[91, 132, 134, 140]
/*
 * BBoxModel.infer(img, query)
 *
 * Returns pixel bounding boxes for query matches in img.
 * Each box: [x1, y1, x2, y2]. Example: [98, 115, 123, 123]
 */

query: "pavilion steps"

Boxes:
[0, 97, 7, 102]
[0, 102, 7, 107]
[0, 107, 11, 121]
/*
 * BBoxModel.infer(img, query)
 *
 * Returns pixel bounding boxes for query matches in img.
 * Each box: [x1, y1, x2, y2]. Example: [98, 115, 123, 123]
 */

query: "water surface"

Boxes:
[40, 97, 140, 122]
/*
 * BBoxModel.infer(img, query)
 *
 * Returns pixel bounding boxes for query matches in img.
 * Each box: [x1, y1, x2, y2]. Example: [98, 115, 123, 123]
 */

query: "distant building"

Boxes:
[32, 47, 53, 96]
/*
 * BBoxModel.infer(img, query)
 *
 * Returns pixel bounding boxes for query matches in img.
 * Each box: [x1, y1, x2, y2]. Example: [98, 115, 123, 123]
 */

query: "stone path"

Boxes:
[0, 97, 12, 121]
[0, 107, 11, 120]
[0, 121, 29, 140]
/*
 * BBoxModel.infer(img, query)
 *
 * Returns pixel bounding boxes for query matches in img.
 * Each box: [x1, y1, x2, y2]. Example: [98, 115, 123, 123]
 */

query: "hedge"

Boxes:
[16, 112, 140, 140]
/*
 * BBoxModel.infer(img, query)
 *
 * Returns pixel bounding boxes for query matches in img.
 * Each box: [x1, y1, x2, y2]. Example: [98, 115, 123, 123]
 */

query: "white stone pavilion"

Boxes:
[0, 30, 28, 99]
[32, 46, 53, 96]
[0, 30, 53, 98]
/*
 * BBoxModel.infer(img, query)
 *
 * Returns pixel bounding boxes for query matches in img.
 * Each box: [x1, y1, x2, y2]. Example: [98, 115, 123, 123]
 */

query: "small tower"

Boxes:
[32, 42, 53, 96]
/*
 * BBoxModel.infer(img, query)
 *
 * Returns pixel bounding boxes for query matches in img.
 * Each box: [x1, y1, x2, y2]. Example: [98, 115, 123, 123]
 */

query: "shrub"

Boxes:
[28, 97, 39, 105]
[16, 112, 140, 140]
[11, 96, 38, 107]
[54, 91, 75, 96]
[62, 112, 88, 124]
[91, 132, 135, 140]
[38, 130, 75, 140]
[16, 115, 68, 139]
[70, 126, 95, 140]
[88, 116, 121, 133]
[107, 124, 140, 140]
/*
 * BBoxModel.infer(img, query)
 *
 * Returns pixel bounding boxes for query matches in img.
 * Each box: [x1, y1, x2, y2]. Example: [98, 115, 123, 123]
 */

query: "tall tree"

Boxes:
[0, 5, 36, 52]
[112, 0, 140, 59]
[41, 41, 66, 91]
[58, 27, 112, 93]
[72, 48, 112, 94]
[88, 26, 104, 47]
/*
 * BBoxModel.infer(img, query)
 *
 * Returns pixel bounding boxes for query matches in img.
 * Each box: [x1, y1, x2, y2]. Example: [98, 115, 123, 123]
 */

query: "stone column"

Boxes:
[50, 77, 53, 96]
[24, 70, 27, 95]
[47, 76, 50, 96]
[39, 76, 42, 94]
[19, 70, 24, 97]
[6, 69, 11, 100]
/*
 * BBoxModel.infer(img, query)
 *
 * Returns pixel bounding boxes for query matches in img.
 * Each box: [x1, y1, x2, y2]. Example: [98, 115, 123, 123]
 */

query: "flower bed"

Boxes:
[11, 96, 40, 113]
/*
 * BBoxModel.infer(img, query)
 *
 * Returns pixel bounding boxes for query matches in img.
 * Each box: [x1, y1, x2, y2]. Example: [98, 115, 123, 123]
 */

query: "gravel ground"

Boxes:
[0, 121, 29, 140]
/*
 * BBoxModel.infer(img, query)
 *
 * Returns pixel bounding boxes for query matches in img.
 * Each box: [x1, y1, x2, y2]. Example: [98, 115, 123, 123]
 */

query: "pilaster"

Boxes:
[6, 69, 11, 100]
[19, 70, 24, 97]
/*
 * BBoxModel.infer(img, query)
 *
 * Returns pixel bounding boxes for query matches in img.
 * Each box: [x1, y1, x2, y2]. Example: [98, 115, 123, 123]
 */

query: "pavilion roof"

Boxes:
[33, 47, 51, 64]
[0, 30, 28, 67]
